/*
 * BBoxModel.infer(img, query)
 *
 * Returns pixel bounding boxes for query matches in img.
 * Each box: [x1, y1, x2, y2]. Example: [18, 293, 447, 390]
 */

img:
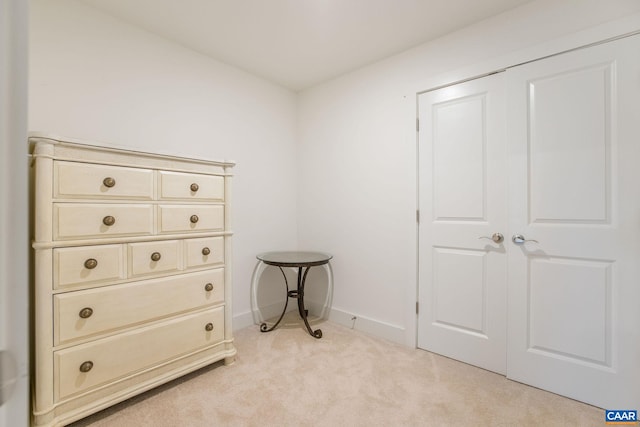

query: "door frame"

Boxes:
[415, 22, 640, 409]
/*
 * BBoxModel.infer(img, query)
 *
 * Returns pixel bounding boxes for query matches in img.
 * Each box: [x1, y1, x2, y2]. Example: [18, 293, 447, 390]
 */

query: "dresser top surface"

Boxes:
[29, 133, 235, 169]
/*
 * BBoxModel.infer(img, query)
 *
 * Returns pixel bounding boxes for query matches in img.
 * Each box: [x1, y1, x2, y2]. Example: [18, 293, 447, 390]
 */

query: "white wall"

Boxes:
[297, 0, 640, 345]
[29, 0, 300, 328]
[29, 0, 640, 348]
[1, 0, 29, 425]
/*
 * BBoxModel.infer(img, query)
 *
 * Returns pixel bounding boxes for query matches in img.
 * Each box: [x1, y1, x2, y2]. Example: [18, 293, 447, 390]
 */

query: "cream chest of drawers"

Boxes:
[29, 135, 236, 426]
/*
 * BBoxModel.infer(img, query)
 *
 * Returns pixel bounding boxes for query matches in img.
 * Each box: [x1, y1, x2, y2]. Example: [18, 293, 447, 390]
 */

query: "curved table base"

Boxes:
[251, 260, 332, 339]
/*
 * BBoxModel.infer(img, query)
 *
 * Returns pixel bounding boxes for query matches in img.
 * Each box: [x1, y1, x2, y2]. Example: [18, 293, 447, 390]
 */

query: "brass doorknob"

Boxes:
[103, 177, 116, 188]
[190, 183, 199, 192]
[84, 258, 98, 269]
[202, 247, 210, 256]
[102, 215, 116, 226]
[79, 361, 93, 373]
[190, 215, 199, 224]
[478, 233, 504, 244]
[150, 252, 161, 261]
[205, 323, 214, 332]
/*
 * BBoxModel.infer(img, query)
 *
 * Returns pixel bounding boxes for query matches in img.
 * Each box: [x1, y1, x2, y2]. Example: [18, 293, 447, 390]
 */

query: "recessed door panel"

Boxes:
[432, 248, 486, 335]
[528, 257, 611, 366]
[433, 95, 486, 221]
[528, 64, 612, 224]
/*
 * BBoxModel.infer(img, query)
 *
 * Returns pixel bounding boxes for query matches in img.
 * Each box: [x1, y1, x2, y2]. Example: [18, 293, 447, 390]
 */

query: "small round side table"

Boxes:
[251, 251, 333, 339]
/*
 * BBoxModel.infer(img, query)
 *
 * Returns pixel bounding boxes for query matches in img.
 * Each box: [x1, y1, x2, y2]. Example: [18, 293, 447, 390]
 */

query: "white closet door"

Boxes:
[506, 34, 640, 408]
[418, 73, 508, 374]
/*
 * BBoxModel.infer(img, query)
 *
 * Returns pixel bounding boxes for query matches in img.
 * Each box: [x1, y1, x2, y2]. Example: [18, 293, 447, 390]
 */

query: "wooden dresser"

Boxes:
[29, 135, 236, 426]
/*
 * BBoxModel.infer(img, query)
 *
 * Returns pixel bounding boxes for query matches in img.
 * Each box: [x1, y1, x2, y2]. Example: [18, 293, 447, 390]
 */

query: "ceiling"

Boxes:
[81, 0, 534, 91]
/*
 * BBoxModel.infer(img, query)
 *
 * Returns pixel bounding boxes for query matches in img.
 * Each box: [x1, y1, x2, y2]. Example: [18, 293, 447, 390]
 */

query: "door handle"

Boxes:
[512, 234, 538, 245]
[478, 233, 504, 244]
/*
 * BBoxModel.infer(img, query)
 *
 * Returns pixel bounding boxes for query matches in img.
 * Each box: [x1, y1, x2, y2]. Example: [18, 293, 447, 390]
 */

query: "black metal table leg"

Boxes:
[260, 266, 290, 333]
[298, 266, 322, 339]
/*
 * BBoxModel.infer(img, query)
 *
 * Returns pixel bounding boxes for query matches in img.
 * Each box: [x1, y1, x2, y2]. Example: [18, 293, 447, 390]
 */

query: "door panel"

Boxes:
[506, 35, 640, 408]
[418, 73, 508, 375]
[528, 63, 612, 224]
[432, 248, 487, 335]
[433, 95, 487, 221]
[528, 257, 611, 366]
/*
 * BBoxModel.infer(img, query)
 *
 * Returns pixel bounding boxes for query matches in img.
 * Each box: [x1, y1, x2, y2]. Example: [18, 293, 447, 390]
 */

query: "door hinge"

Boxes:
[416, 118, 420, 132]
[416, 301, 419, 315]
[416, 209, 420, 224]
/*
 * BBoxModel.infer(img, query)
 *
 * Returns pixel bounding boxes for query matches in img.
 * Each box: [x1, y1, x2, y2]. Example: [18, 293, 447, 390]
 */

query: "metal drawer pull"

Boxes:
[202, 247, 210, 256]
[102, 215, 116, 226]
[79, 361, 94, 373]
[150, 252, 162, 262]
[102, 177, 116, 188]
[205, 323, 214, 332]
[190, 215, 199, 224]
[79, 307, 93, 319]
[205, 283, 213, 292]
[84, 258, 98, 269]
[190, 183, 199, 192]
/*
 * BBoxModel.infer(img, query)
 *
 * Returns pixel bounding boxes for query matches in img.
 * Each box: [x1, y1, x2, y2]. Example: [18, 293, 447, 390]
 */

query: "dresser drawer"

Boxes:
[54, 244, 124, 289]
[185, 237, 224, 269]
[159, 171, 224, 201]
[54, 269, 225, 345]
[128, 240, 180, 277]
[158, 205, 224, 234]
[54, 203, 154, 240]
[54, 307, 225, 400]
[54, 161, 154, 200]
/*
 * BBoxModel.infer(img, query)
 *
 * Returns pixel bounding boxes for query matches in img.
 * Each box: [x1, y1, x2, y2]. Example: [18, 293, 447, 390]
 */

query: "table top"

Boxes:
[257, 251, 333, 267]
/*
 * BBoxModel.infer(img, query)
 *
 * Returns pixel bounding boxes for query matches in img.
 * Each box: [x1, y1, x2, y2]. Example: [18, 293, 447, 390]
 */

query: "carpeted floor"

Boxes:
[70, 315, 602, 426]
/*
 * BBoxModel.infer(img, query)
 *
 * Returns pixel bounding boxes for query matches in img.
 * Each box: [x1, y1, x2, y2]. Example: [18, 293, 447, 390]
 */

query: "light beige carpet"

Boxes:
[70, 316, 602, 426]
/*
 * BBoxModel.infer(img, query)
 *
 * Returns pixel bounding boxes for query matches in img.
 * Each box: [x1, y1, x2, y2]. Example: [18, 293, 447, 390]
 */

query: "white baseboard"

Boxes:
[234, 306, 406, 346]
[328, 307, 406, 346]
[233, 310, 255, 331]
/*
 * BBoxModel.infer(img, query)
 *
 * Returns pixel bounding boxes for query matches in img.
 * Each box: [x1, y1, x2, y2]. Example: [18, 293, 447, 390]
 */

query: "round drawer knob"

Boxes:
[79, 361, 94, 373]
[84, 258, 98, 269]
[102, 177, 116, 188]
[150, 252, 162, 262]
[102, 215, 116, 226]
[79, 307, 94, 319]
[190, 215, 199, 224]
[205, 323, 214, 332]
[204, 283, 213, 292]
[201, 247, 210, 256]
[190, 183, 199, 192]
